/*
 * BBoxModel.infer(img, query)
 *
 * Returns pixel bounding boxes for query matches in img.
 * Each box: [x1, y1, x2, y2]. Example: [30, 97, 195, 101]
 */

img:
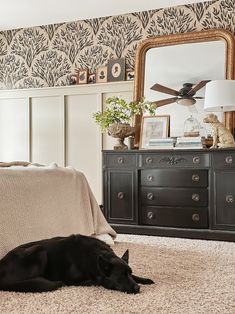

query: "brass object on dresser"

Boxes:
[102, 149, 235, 241]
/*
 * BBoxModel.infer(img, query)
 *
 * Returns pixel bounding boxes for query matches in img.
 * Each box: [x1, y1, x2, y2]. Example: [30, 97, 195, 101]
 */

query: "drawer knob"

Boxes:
[192, 213, 200, 222]
[146, 157, 153, 164]
[117, 192, 125, 199]
[147, 193, 154, 200]
[193, 156, 200, 164]
[147, 175, 154, 182]
[117, 157, 124, 164]
[147, 211, 154, 219]
[192, 174, 200, 182]
[225, 156, 233, 164]
[192, 193, 200, 201]
[226, 195, 234, 203]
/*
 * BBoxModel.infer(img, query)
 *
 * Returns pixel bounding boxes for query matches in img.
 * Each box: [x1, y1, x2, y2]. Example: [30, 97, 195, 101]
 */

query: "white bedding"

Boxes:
[0, 162, 116, 258]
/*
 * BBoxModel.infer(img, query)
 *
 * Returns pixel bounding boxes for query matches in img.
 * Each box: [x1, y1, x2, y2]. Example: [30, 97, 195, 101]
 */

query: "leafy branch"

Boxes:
[93, 97, 156, 132]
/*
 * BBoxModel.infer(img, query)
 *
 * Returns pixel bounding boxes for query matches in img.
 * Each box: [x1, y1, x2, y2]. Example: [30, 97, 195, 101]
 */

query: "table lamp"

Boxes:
[204, 80, 235, 112]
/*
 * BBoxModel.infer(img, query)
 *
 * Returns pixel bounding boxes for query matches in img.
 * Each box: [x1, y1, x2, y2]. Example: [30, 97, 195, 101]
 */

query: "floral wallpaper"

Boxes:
[0, 0, 234, 89]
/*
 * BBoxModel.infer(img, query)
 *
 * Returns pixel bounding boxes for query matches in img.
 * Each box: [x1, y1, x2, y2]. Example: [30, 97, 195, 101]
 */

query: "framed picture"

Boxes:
[77, 69, 88, 84]
[96, 66, 107, 83]
[88, 73, 96, 84]
[126, 69, 135, 81]
[140, 115, 170, 149]
[107, 58, 125, 82]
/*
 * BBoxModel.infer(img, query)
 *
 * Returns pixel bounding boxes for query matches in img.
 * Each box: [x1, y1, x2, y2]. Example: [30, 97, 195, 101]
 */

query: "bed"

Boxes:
[0, 162, 116, 258]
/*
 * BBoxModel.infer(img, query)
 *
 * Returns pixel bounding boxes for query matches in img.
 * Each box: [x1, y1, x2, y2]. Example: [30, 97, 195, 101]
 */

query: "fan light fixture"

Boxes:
[151, 81, 210, 108]
[204, 80, 235, 112]
[177, 97, 196, 106]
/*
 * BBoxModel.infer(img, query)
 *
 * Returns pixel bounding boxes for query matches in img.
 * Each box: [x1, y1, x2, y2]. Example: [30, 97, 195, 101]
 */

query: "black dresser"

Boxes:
[102, 149, 235, 241]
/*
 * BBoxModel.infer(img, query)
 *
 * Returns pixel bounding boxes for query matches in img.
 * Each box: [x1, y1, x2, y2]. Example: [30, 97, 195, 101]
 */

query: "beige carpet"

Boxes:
[0, 234, 235, 314]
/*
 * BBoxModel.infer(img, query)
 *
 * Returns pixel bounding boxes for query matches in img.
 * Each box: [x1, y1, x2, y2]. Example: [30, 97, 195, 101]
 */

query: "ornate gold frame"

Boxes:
[133, 29, 235, 147]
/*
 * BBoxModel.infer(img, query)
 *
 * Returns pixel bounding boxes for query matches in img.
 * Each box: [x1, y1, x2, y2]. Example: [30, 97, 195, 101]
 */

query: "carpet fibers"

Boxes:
[0, 234, 234, 314]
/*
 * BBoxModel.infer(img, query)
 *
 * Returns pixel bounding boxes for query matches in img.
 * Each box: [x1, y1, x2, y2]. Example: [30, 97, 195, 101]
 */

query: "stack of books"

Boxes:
[148, 138, 174, 149]
[175, 136, 203, 149]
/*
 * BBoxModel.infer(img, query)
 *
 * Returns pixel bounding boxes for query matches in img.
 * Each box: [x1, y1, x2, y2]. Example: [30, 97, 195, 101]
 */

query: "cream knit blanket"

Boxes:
[0, 162, 116, 258]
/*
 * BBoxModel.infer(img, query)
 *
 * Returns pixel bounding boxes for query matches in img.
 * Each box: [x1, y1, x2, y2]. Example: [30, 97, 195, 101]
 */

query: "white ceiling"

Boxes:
[1, 0, 209, 31]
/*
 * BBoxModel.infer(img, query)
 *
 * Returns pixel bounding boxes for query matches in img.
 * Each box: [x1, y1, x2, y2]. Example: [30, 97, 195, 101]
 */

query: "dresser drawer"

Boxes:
[104, 153, 136, 168]
[140, 152, 209, 168]
[140, 206, 208, 228]
[141, 187, 208, 207]
[141, 169, 208, 187]
[214, 170, 235, 229]
[212, 152, 235, 169]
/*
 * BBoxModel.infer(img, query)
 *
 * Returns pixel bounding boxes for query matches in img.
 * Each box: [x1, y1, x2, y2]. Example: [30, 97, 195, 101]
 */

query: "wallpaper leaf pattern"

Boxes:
[40, 24, 62, 41]
[132, 10, 157, 29]
[186, 1, 216, 21]
[84, 17, 108, 35]
[11, 29, 49, 67]
[77, 45, 113, 73]
[0, 38, 7, 56]
[32, 51, 71, 86]
[0, 55, 27, 89]
[97, 16, 143, 58]
[0, 0, 233, 89]
[18, 77, 44, 89]
[147, 8, 196, 36]
[2, 29, 20, 45]
[53, 22, 93, 64]
[125, 44, 138, 70]
[201, 0, 235, 32]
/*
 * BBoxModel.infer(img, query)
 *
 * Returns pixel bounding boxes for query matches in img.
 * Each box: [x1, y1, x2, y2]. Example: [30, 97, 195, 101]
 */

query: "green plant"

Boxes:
[93, 96, 156, 132]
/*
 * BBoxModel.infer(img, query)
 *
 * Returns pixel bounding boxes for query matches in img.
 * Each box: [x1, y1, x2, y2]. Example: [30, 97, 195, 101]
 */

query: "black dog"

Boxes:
[0, 234, 154, 293]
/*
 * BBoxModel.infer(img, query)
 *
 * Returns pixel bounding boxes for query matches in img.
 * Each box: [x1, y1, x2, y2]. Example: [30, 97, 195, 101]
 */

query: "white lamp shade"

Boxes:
[204, 80, 235, 112]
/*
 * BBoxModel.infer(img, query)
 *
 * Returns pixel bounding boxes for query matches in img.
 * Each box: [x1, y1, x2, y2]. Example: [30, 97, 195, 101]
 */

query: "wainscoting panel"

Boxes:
[0, 81, 133, 202]
[31, 96, 64, 165]
[65, 93, 101, 199]
[0, 98, 29, 161]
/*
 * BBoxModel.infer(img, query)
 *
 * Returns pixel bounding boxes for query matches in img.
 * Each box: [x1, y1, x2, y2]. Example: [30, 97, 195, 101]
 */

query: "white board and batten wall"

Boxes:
[0, 81, 134, 203]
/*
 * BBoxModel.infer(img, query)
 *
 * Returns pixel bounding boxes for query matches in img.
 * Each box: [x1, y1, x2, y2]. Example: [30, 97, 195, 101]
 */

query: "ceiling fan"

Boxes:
[150, 80, 211, 107]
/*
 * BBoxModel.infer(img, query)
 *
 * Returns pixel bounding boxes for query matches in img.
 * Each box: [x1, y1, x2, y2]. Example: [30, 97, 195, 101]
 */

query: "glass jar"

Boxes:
[183, 115, 200, 137]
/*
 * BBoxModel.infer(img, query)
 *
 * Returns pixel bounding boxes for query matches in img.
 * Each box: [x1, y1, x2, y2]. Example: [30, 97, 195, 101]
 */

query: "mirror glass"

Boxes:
[144, 41, 225, 137]
[134, 30, 235, 146]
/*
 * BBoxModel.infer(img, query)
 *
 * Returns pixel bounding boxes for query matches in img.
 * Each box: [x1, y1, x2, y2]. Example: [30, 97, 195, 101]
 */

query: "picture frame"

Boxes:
[96, 66, 108, 83]
[77, 69, 88, 84]
[88, 73, 96, 84]
[140, 115, 170, 149]
[107, 58, 125, 82]
[126, 69, 135, 81]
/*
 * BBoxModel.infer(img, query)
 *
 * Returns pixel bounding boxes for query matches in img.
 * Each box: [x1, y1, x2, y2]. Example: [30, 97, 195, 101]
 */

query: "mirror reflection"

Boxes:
[144, 40, 225, 137]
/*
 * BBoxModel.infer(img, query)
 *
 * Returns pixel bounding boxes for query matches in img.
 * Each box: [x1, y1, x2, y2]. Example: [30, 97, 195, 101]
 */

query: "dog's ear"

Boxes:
[97, 255, 113, 277]
[121, 249, 129, 264]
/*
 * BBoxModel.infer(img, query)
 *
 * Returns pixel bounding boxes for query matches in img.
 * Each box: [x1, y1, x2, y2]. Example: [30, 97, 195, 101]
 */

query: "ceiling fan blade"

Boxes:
[194, 96, 204, 99]
[150, 83, 180, 96]
[187, 80, 211, 96]
[152, 97, 178, 107]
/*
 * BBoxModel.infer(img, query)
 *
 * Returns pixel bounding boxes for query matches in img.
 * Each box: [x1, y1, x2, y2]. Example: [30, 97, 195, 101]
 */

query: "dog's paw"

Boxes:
[55, 281, 64, 288]
[142, 278, 155, 285]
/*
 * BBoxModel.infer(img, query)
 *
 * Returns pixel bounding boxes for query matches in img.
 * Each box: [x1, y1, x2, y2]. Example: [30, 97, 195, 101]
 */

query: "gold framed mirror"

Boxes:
[133, 29, 235, 147]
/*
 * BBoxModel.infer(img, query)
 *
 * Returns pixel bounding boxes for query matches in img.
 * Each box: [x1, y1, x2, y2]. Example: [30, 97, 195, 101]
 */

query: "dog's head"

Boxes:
[203, 113, 218, 123]
[98, 249, 140, 294]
